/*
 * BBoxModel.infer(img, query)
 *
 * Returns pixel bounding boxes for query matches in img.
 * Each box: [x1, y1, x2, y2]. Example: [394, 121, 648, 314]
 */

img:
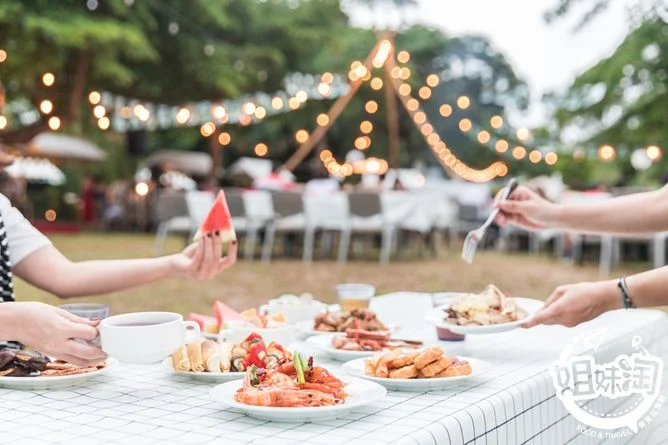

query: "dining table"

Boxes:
[1, 292, 667, 445]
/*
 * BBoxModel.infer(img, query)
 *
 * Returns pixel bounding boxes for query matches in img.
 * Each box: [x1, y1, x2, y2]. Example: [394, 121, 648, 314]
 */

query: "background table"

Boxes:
[1, 304, 667, 445]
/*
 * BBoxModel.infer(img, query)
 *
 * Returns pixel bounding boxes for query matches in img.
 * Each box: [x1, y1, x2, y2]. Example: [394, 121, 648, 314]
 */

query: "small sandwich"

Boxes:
[187, 342, 205, 372]
[219, 342, 233, 372]
[202, 340, 221, 373]
[171, 345, 191, 372]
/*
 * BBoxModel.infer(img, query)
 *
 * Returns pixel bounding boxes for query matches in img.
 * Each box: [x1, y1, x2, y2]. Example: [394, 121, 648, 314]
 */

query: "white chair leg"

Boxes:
[337, 229, 351, 264]
[653, 233, 666, 268]
[599, 235, 613, 275]
[321, 232, 333, 259]
[245, 228, 257, 262]
[572, 234, 583, 261]
[261, 223, 276, 263]
[380, 227, 394, 265]
[303, 227, 315, 263]
[155, 224, 168, 256]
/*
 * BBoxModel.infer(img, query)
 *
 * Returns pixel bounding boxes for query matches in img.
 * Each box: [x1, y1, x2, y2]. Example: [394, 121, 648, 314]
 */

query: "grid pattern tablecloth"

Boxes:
[1, 309, 667, 445]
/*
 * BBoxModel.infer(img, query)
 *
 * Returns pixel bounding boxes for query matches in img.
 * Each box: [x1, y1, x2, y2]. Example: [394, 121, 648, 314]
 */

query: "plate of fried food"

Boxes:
[0, 348, 115, 390]
[425, 285, 543, 335]
[210, 352, 386, 422]
[306, 329, 422, 362]
[164, 333, 291, 382]
[296, 308, 390, 338]
[342, 347, 482, 391]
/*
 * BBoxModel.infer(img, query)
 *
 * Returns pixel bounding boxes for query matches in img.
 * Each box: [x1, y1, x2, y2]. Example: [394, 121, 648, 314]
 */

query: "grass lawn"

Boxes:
[15, 232, 656, 317]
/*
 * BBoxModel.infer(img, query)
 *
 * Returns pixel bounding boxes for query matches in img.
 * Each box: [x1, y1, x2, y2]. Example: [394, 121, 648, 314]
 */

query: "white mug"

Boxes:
[100, 312, 200, 364]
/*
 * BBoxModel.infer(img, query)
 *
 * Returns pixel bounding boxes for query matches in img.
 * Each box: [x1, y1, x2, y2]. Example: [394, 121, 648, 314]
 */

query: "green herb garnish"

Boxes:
[293, 352, 306, 384]
[250, 365, 259, 386]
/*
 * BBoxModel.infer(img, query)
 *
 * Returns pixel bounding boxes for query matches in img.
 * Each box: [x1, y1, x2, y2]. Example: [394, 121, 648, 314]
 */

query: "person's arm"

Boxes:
[498, 184, 668, 234]
[13, 233, 237, 298]
[0, 302, 106, 366]
[522, 266, 668, 328]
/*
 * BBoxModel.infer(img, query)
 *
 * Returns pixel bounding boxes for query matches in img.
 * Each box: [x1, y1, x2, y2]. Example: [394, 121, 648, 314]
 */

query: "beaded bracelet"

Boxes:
[617, 277, 636, 309]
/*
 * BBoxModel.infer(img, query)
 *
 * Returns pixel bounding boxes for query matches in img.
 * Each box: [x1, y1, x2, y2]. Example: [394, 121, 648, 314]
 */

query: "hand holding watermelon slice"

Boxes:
[169, 191, 238, 279]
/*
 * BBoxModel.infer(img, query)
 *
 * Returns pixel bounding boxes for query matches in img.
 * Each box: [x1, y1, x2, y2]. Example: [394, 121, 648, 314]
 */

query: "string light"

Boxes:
[213, 106, 226, 120]
[398, 83, 411, 96]
[200, 122, 216, 137]
[354, 136, 371, 150]
[317, 113, 330, 126]
[48, 116, 61, 130]
[372, 39, 393, 68]
[406, 99, 419, 112]
[426, 74, 440, 88]
[176, 107, 191, 124]
[427, 133, 439, 145]
[254, 143, 268, 157]
[88, 91, 101, 105]
[598, 144, 616, 161]
[456, 96, 470, 109]
[218, 132, 231, 146]
[39, 100, 53, 114]
[545, 152, 558, 165]
[439, 104, 452, 117]
[529, 150, 542, 163]
[0, 116, 7, 130]
[242, 102, 256, 115]
[360, 120, 373, 134]
[271, 97, 284, 110]
[0, 50, 6, 63]
[399, 68, 411, 81]
[318, 83, 331, 96]
[646, 145, 662, 161]
[397, 50, 410, 64]
[390, 67, 402, 79]
[320, 149, 333, 162]
[288, 97, 301, 110]
[517, 128, 531, 141]
[512, 146, 527, 160]
[420, 124, 434, 136]
[477, 130, 490, 144]
[93, 105, 106, 119]
[98, 116, 110, 130]
[321, 73, 334, 84]
[490, 115, 503, 129]
[254, 106, 267, 120]
[42, 73, 55, 87]
[495, 140, 509, 153]
[370, 77, 384, 90]
[458, 118, 472, 132]
[365, 100, 378, 114]
[295, 129, 309, 143]
[413, 112, 426, 125]
[418, 87, 431, 100]
[295, 90, 308, 103]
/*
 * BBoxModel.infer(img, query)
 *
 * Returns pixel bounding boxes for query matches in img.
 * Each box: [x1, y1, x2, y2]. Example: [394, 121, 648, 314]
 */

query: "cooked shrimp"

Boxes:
[235, 387, 336, 407]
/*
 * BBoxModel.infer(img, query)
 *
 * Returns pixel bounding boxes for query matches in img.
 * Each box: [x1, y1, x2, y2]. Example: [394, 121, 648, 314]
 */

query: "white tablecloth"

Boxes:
[2, 302, 667, 445]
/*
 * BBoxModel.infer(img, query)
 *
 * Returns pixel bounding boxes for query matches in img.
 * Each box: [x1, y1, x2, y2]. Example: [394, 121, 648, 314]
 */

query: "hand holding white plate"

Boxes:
[425, 296, 543, 335]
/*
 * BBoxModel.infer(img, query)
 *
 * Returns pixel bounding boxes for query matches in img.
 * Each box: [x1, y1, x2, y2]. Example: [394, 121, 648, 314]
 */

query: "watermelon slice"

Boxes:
[213, 301, 244, 328]
[193, 190, 237, 243]
[186, 313, 218, 331]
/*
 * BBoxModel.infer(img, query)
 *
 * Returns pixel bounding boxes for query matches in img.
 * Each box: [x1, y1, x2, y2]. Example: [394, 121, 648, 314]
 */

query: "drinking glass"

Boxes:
[59, 303, 109, 320]
[335, 284, 375, 312]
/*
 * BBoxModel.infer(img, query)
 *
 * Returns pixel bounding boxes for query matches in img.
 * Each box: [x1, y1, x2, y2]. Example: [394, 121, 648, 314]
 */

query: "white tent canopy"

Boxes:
[28, 133, 108, 161]
[5, 157, 66, 185]
[142, 150, 213, 176]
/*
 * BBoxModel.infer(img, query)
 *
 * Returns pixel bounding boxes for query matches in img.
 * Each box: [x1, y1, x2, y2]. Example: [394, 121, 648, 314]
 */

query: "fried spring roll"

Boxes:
[171, 345, 191, 372]
[219, 342, 233, 372]
[202, 340, 221, 373]
[187, 342, 205, 372]
[231, 345, 247, 372]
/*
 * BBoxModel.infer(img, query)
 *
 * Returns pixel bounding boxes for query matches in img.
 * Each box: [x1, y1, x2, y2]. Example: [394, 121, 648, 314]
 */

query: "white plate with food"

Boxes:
[162, 358, 244, 382]
[306, 332, 422, 362]
[210, 352, 386, 423]
[0, 357, 117, 390]
[342, 349, 484, 391]
[425, 286, 543, 335]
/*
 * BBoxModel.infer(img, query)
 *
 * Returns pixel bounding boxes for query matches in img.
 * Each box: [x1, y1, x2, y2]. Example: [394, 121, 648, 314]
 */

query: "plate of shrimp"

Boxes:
[342, 347, 485, 391]
[209, 353, 386, 422]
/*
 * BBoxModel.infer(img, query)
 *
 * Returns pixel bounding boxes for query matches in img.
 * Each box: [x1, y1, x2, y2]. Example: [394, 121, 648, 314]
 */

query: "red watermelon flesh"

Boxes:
[213, 301, 244, 328]
[193, 190, 237, 243]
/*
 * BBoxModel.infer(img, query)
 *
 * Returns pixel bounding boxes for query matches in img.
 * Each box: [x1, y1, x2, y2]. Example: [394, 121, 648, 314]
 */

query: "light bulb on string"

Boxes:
[0, 50, 6, 63]
[93, 105, 106, 119]
[418, 87, 431, 100]
[512, 146, 527, 160]
[360, 120, 373, 134]
[176, 107, 191, 124]
[458, 118, 472, 132]
[42, 73, 55, 87]
[399, 67, 411, 80]
[254, 107, 267, 120]
[218, 132, 231, 146]
[495, 140, 509, 153]
[426, 74, 440, 88]
[48, 116, 61, 130]
[516, 128, 531, 141]
[545, 152, 558, 165]
[390, 67, 402, 79]
[456, 96, 470, 109]
[213, 106, 226, 120]
[39, 100, 53, 115]
[413, 112, 426, 125]
[0, 116, 7, 130]
[365, 100, 378, 114]
[397, 50, 410, 64]
[272, 97, 284, 110]
[477, 130, 490, 144]
[398, 84, 411, 96]
[254, 143, 268, 157]
[200, 122, 216, 137]
[439, 104, 452, 117]
[321, 73, 334, 84]
[316, 113, 330, 126]
[243, 102, 256, 115]
[318, 83, 331, 96]
[490, 115, 503, 129]
[598, 144, 616, 161]
[295, 129, 309, 143]
[529, 150, 542, 163]
[406, 99, 419, 112]
[370, 77, 383, 90]
[88, 91, 101, 105]
[646, 145, 662, 161]
[98, 116, 110, 130]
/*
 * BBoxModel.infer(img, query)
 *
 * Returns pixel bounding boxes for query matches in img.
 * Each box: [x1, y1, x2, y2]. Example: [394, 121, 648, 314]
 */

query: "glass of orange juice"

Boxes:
[335, 284, 375, 312]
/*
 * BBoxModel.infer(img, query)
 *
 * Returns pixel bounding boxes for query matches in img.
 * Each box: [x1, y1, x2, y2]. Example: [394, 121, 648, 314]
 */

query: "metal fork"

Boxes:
[461, 178, 519, 264]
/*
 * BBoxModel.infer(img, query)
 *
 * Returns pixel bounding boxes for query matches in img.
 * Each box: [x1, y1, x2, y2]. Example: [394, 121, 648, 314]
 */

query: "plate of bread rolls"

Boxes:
[164, 333, 292, 382]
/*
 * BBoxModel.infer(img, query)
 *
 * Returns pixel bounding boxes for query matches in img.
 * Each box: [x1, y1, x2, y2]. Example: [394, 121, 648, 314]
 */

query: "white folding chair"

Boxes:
[262, 191, 306, 262]
[302, 192, 349, 263]
[154, 191, 190, 255]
